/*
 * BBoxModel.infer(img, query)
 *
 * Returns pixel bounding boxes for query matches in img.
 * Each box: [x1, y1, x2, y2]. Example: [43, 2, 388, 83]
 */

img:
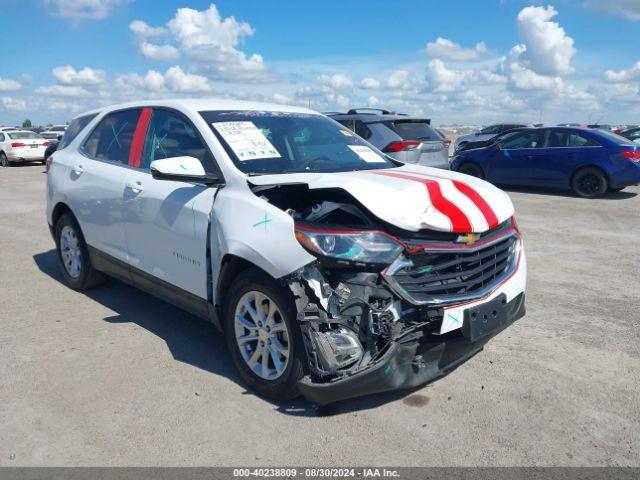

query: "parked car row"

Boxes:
[0, 129, 52, 167]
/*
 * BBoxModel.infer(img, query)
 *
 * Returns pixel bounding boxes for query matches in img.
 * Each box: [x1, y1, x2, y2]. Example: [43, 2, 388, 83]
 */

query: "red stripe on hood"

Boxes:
[370, 170, 472, 232]
[400, 170, 500, 230]
[452, 180, 499, 228]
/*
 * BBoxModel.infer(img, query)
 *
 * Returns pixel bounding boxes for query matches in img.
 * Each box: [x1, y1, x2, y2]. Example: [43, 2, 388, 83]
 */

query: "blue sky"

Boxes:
[1, 0, 639, 125]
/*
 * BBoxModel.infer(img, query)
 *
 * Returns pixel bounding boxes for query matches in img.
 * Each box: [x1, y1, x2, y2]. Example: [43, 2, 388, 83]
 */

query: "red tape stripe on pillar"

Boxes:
[370, 171, 472, 232]
[129, 107, 152, 168]
[452, 180, 499, 228]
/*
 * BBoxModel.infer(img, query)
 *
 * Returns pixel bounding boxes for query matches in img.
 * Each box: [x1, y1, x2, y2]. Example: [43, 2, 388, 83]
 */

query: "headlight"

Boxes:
[295, 226, 404, 265]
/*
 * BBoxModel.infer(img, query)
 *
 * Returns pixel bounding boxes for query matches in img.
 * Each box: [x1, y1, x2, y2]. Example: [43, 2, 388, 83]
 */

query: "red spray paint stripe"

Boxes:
[451, 180, 499, 228]
[370, 170, 472, 232]
[128, 107, 152, 168]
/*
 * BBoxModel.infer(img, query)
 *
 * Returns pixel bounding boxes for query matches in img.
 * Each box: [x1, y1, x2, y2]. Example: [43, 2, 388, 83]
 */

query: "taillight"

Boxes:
[43, 141, 51, 146]
[383, 140, 420, 152]
[621, 149, 640, 162]
[442, 138, 452, 147]
[45, 156, 52, 173]
[11, 142, 25, 148]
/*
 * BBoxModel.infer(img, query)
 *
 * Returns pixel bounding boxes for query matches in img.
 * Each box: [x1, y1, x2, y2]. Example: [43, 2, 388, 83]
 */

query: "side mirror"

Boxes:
[150, 156, 221, 185]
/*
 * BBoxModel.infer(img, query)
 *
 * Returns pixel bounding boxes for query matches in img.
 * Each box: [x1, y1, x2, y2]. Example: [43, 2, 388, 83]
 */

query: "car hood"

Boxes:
[248, 165, 514, 233]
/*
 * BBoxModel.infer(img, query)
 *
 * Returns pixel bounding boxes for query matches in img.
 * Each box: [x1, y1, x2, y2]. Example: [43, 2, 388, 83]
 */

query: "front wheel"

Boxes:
[224, 269, 305, 401]
[571, 167, 608, 198]
[458, 162, 484, 179]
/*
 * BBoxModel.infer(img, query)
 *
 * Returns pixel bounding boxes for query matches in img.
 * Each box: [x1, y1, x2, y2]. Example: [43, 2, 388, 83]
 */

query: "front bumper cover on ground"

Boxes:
[297, 293, 526, 405]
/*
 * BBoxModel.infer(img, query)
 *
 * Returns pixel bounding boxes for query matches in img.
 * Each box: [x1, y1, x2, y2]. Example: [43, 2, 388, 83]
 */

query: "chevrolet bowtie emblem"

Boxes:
[456, 233, 481, 245]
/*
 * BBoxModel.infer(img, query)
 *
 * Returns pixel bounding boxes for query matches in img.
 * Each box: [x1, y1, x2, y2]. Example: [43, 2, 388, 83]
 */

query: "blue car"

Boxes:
[450, 127, 640, 198]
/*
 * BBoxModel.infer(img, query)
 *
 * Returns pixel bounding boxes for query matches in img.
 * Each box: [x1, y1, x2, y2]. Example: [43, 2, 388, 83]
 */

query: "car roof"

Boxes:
[78, 98, 317, 118]
[328, 113, 431, 124]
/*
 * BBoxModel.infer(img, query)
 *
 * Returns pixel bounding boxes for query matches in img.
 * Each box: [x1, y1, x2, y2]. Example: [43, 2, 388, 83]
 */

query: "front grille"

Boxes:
[388, 235, 518, 304]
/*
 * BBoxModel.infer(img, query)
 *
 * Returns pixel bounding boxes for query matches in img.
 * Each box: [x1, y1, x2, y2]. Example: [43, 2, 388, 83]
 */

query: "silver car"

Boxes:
[454, 123, 527, 152]
[328, 109, 450, 169]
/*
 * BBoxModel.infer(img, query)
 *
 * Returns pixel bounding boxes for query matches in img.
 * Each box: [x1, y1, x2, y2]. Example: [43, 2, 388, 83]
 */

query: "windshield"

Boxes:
[8, 131, 41, 140]
[201, 111, 395, 175]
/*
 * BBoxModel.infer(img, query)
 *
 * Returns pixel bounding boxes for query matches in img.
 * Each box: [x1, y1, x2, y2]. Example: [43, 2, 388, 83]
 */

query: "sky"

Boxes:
[1, 0, 640, 126]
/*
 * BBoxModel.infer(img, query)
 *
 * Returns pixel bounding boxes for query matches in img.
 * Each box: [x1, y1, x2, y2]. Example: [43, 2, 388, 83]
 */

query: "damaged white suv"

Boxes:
[46, 100, 526, 405]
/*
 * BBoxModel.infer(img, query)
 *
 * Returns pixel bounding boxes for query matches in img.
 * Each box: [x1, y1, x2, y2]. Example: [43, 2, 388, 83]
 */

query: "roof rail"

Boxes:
[346, 108, 393, 115]
[322, 111, 344, 115]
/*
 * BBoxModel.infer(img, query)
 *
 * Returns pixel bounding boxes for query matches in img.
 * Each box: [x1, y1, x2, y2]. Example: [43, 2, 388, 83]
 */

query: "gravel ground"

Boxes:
[0, 163, 638, 466]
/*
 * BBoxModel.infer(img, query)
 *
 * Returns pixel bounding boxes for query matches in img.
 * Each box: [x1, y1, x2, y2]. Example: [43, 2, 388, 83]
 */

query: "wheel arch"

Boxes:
[458, 161, 485, 178]
[51, 202, 74, 230]
[570, 164, 610, 187]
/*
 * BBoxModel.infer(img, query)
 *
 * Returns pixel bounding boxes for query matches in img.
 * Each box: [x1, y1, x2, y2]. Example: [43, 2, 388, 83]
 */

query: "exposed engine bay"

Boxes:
[253, 183, 454, 383]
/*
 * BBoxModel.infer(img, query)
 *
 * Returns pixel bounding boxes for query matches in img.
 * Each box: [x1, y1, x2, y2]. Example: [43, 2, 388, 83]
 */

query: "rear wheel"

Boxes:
[55, 213, 105, 290]
[610, 186, 625, 192]
[0, 152, 9, 167]
[458, 162, 484, 179]
[571, 167, 608, 198]
[224, 269, 305, 401]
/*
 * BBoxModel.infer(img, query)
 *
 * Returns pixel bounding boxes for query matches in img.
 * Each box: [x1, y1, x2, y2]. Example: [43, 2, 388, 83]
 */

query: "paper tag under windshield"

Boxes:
[212, 121, 281, 161]
[348, 145, 386, 163]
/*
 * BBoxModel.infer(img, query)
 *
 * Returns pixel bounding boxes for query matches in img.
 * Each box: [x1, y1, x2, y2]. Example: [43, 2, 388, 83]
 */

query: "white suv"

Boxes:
[46, 99, 527, 404]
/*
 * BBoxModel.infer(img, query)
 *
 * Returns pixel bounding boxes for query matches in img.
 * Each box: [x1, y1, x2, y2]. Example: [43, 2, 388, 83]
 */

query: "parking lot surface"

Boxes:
[1, 163, 639, 466]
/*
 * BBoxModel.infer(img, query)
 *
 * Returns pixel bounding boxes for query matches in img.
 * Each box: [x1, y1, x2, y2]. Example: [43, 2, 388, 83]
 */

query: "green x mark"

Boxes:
[252, 213, 272, 232]
[447, 312, 461, 325]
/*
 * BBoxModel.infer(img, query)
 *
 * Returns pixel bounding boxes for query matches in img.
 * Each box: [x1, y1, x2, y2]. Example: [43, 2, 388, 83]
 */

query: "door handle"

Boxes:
[73, 164, 84, 175]
[125, 180, 144, 193]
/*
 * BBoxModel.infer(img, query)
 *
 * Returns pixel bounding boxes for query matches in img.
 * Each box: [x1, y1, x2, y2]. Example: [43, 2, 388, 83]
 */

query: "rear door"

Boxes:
[485, 130, 545, 184]
[536, 130, 601, 187]
[122, 107, 221, 300]
[70, 108, 142, 275]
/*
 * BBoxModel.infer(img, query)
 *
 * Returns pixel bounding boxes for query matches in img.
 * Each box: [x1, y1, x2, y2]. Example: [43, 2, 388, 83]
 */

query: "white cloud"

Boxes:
[43, 0, 129, 20]
[360, 77, 380, 89]
[368, 96, 380, 107]
[164, 66, 211, 92]
[52, 65, 106, 85]
[318, 73, 353, 90]
[604, 61, 640, 82]
[35, 85, 92, 97]
[1, 97, 26, 111]
[423, 37, 488, 61]
[272, 93, 293, 105]
[144, 70, 166, 91]
[139, 42, 180, 61]
[0, 78, 21, 91]
[49, 101, 84, 113]
[129, 20, 167, 39]
[387, 70, 414, 89]
[425, 60, 466, 92]
[584, 0, 640, 21]
[516, 6, 576, 76]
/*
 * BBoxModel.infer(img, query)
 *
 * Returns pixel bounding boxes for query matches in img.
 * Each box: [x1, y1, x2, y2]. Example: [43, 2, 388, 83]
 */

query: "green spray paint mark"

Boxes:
[385, 362, 393, 376]
[252, 213, 272, 232]
[417, 266, 433, 274]
[336, 244, 363, 260]
[447, 312, 461, 325]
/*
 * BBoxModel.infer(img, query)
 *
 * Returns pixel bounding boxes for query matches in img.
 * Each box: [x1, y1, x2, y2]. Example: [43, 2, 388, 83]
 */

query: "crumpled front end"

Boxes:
[253, 172, 527, 405]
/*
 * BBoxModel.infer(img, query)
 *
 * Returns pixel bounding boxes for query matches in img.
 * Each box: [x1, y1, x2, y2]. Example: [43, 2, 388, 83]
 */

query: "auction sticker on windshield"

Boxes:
[213, 121, 281, 161]
[348, 145, 386, 163]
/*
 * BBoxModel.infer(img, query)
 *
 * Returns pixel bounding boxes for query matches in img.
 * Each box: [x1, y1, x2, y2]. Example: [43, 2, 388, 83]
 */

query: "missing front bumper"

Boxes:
[297, 293, 525, 405]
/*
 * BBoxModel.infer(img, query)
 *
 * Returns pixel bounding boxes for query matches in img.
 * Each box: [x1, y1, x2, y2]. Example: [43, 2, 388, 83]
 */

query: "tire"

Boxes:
[610, 186, 625, 192]
[223, 269, 305, 401]
[458, 162, 484, 179]
[571, 167, 608, 198]
[55, 212, 105, 290]
[0, 152, 9, 167]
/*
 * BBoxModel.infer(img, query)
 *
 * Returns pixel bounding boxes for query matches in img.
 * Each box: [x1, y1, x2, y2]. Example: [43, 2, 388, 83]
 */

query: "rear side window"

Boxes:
[83, 109, 141, 163]
[502, 131, 544, 149]
[626, 129, 640, 140]
[0, 133, 4, 142]
[389, 120, 439, 141]
[59, 114, 98, 150]
[140, 109, 211, 171]
[353, 120, 372, 140]
[566, 133, 599, 147]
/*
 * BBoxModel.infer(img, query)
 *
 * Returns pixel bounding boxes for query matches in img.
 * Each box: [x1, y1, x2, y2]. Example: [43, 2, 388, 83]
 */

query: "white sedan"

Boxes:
[0, 130, 51, 166]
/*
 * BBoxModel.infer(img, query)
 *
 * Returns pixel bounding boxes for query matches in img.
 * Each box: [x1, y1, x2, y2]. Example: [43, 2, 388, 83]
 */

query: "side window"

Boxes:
[353, 120, 372, 139]
[83, 109, 141, 163]
[480, 125, 499, 135]
[0, 133, 5, 142]
[566, 133, 598, 147]
[58, 113, 98, 150]
[502, 131, 544, 150]
[546, 131, 566, 148]
[337, 120, 355, 132]
[141, 109, 212, 171]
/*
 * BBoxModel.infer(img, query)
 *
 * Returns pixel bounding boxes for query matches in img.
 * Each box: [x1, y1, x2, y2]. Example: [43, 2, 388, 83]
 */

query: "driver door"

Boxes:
[122, 107, 221, 301]
[485, 130, 545, 184]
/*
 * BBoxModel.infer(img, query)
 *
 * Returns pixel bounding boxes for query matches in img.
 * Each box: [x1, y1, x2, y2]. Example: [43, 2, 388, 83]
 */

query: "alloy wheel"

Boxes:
[234, 290, 290, 380]
[60, 225, 82, 278]
[577, 173, 602, 196]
